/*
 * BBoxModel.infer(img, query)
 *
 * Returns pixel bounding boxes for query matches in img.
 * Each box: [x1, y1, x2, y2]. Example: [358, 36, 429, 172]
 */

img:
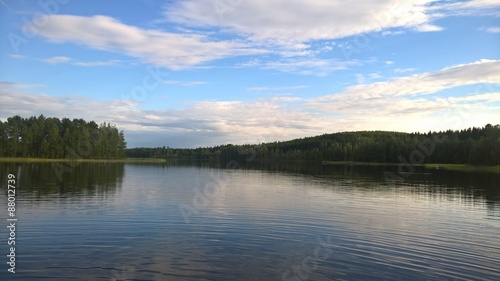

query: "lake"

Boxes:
[0, 161, 499, 280]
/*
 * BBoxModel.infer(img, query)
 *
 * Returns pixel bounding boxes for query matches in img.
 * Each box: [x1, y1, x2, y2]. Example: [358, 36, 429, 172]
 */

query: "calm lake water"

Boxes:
[0, 161, 499, 280]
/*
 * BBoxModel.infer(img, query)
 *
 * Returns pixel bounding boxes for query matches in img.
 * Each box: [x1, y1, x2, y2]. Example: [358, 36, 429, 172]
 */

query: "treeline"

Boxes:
[0, 115, 127, 159]
[126, 124, 500, 166]
[126, 146, 213, 159]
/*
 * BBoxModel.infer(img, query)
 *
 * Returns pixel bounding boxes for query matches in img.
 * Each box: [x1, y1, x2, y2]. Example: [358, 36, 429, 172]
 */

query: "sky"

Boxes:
[0, 0, 499, 148]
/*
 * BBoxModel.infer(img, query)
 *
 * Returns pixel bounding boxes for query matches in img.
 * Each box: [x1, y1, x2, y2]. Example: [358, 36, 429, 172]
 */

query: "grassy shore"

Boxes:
[0, 157, 167, 163]
[322, 161, 398, 166]
[2, 158, 499, 172]
[322, 161, 500, 173]
[422, 163, 500, 173]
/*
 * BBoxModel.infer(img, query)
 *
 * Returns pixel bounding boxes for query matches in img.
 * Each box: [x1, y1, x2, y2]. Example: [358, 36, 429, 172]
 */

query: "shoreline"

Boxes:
[1, 158, 499, 172]
[322, 161, 500, 173]
[0, 157, 167, 163]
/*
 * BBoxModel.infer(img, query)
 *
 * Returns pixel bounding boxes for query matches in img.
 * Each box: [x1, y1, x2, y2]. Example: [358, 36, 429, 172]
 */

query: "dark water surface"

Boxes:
[0, 162, 499, 280]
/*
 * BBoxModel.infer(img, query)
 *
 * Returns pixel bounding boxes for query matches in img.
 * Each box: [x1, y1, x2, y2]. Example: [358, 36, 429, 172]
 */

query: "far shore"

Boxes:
[0, 157, 167, 163]
[1, 158, 499, 173]
[322, 161, 500, 173]
[422, 163, 500, 173]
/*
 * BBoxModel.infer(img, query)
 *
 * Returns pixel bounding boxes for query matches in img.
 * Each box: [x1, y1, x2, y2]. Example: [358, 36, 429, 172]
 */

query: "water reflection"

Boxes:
[227, 161, 500, 206]
[0, 162, 124, 199]
[0, 161, 498, 280]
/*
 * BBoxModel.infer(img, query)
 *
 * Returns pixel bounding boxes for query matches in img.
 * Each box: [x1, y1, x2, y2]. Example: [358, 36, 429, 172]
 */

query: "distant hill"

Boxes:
[126, 124, 500, 166]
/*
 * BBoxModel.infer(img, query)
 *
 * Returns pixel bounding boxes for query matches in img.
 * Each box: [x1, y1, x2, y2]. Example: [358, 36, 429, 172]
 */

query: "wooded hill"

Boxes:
[0, 115, 127, 159]
[126, 124, 500, 166]
[1, 115, 497, 165]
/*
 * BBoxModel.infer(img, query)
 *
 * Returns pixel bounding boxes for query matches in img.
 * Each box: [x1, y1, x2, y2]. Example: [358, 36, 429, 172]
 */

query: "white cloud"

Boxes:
[479, 26, 500, 33]
[464, 0, 500, 8]
[24, 1, 500, 76]
[164, 0, 498, 46]
[73, 60, 124, 67]
[163, 80, 207, 86]
[369, 73, 383, 79]
[356, 73, 385, 85]
[432, 0, 500, 14]
[264, 96, 303, 103]
[446, 92, 500, 103]
[261, 58, 360, 76]
[166, 0, 440, 43]
[0, 87, 327, 148]
[0, 81, 45, 88]
[10, 54, 126, 67]
[414, 24, 443, 32]
[237, 57, 360, 76]
[381, 30, 405, 36]
[247, 85, 306, 92]
[304, 91, 499, 135]
[305, 60, 500, 128]
[311, 59, 500, 103]
[395, 68, 417, 73]
[183, 81, 208, 86]
[42, 56, 72, 63]
[2, 59, 498, 148]
[29, 15, 268, 69]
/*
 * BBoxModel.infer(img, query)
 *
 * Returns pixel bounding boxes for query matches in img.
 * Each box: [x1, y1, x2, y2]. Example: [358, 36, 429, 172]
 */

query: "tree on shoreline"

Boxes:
[125, 124, 500, 166]
[0, 115, 127, 159]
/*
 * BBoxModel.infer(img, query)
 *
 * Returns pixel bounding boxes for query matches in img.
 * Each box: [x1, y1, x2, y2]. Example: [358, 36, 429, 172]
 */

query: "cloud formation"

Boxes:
[306, 60, 500, 133]
[10, 54, 125, 67]
[166, 0, 437, 43]
[165, 0, 499, 44]
[163, 80, 208, 86]
[247, 86, 307, 92]
[2, 60, 499, 147]
[22, 0, 500, 76]
[480, 26, 500, 33]
[310, 59, 500, 103]
[0, 85, 327, 148]
[29, 15, 267, 69]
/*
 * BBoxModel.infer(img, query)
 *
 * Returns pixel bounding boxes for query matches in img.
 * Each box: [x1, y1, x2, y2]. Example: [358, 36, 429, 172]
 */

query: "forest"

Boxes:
[1, 115, 498, 166]
[0, 115, 127, 159]
[126, 124, 500, 166]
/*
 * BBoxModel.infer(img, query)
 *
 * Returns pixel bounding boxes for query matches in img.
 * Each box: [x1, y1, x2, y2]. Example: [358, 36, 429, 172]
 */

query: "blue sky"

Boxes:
[0, 0, 499, 148]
